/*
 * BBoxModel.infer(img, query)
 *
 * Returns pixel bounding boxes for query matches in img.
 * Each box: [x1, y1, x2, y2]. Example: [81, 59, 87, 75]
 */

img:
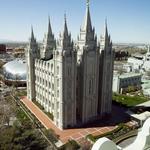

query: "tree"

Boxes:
[0, 96, 15, 127]
[0, 125, 48, 150]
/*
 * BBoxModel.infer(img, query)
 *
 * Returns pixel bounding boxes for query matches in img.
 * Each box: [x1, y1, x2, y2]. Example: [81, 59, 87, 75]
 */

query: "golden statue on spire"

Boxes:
[64, 12, 67, 22]
[87, 0, 90, 7]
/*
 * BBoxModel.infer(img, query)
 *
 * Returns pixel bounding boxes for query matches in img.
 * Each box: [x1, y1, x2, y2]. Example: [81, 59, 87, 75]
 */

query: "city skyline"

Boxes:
[0, 0, 150, 43]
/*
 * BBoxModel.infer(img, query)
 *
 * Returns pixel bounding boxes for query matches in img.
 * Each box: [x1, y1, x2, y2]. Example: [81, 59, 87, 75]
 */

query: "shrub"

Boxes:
[46, 112, 54, 121]
[86, 124, 131, 142]
[60, 140, 80, 150]
[33, 100, 54, 121]
[86, 134, 96, 142]
[33, 100, 44, 110]
[44, 129, 58, 143]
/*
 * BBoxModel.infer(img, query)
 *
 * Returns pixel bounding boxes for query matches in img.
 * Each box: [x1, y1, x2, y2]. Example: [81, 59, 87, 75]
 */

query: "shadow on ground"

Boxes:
[67, 104, 130, 129]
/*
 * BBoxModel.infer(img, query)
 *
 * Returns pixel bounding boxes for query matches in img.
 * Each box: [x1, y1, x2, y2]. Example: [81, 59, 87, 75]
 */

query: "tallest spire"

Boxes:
[78, 0, 96, 49]
[87, 0, 90, 7]
[82, 0, 92, 32]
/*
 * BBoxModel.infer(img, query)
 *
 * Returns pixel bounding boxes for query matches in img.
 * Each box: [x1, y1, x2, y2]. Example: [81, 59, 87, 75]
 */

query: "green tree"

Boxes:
[0, 126, 48, 150]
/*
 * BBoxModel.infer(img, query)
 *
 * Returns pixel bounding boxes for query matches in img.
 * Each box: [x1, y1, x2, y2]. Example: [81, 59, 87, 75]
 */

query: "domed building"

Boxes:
[3, 59, 27, 86]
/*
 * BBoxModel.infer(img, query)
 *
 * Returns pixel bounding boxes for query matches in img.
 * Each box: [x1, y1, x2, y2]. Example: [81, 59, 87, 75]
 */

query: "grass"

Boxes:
[16, 108, 30, 123]
[113, 93, 148, 107]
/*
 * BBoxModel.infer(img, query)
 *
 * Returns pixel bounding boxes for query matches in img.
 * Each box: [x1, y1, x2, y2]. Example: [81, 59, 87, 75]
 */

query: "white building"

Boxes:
[127, 111, 150, 126]
[142, 46, 150, 71]
[92, 118, 150, 150]
[26, 1, 114, 129]
[113, 73, 141, 93]
[127, 57, 143, 71]
[127, 46, 150, 72]
[141, 79, 150, 97]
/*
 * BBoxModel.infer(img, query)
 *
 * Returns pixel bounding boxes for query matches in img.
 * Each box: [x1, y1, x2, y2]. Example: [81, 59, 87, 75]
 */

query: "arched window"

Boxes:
[51, 64, 53, 70]
[57, 66, 59, 75]
[68, 67, 71, 76]
[57, 79, 59, 87]
[57, 112, 59, 119]
[57, 90, 59, 97]
[89, 79, 93, 94]
[52, 83, 54, 90]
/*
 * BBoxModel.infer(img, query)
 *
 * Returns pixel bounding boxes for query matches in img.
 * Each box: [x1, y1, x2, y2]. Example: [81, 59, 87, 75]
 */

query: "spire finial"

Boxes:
[48, 16, 50, 29]
[86, 0, 90, 7]
[64, 12, 67, 23]
[104, 18, 108, 37]
[63, 12, 68, 37]
[81, 0, 92, 32]
[31, 25, 34, 39]
[105, 17, 107, 27]
[48, 15, 50, 24]
[48, 16, 52, 35]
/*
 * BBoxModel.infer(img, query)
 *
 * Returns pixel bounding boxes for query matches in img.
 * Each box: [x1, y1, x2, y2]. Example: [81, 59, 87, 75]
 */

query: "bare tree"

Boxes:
[0, 95, 15, 127]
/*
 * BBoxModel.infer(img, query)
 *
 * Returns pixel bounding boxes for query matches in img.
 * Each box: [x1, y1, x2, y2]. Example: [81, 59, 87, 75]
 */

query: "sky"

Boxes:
[0, 0, 150, 43]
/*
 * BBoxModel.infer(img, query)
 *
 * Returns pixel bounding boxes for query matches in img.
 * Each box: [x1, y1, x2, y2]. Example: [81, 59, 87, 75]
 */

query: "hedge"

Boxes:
[86, 124, 130, 142]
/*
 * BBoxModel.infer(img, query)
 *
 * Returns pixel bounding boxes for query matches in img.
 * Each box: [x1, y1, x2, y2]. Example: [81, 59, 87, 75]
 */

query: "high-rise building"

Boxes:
[26, 0, 114, 129]
[0, 44, 6, 53]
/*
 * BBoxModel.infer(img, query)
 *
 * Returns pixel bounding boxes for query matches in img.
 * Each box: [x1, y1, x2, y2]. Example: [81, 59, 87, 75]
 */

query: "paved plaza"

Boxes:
[21, 96, 116, 144]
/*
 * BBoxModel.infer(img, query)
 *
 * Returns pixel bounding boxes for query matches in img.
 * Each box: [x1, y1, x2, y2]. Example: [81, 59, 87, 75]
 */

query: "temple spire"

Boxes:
[41, 16, 56, 59]
[31, 26, 34, 40]
[57, 13, 72, 51]
[87, 0, 90, 7]
[48, 16, 52, 36]
[78, 0, 96, 50]
[29, 25, 39, 57]
[30, 26, 37, 45]
[104, 18, 108, 39]
[63, 13, 69, 37]
[100, 19, 112, 50]
[82, 0, 92, 32]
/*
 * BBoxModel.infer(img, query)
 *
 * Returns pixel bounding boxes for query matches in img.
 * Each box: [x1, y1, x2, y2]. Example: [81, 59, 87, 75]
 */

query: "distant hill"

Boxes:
[0, 41, 27, 49]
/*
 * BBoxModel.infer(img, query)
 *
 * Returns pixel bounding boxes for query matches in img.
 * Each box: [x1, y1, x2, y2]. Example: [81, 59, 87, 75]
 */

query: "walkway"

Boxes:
[21, 96, 116, 144]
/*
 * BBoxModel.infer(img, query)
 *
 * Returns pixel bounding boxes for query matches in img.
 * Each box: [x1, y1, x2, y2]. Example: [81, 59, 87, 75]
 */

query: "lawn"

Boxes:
[113, 93, 148, 107]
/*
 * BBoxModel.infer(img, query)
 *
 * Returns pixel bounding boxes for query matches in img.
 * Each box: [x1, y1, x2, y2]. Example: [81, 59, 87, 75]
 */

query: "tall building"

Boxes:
[0, 44, 6, 53]
[26, 0, 114, 129]
[98, 21, 114, 115]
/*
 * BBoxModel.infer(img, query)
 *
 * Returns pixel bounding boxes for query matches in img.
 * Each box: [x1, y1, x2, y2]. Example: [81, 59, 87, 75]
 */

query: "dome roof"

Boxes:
[3, 59, 27, 81]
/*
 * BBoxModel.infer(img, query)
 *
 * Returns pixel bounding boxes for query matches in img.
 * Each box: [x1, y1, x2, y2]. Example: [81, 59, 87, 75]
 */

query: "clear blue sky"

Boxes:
[0, 0, 150, 43]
